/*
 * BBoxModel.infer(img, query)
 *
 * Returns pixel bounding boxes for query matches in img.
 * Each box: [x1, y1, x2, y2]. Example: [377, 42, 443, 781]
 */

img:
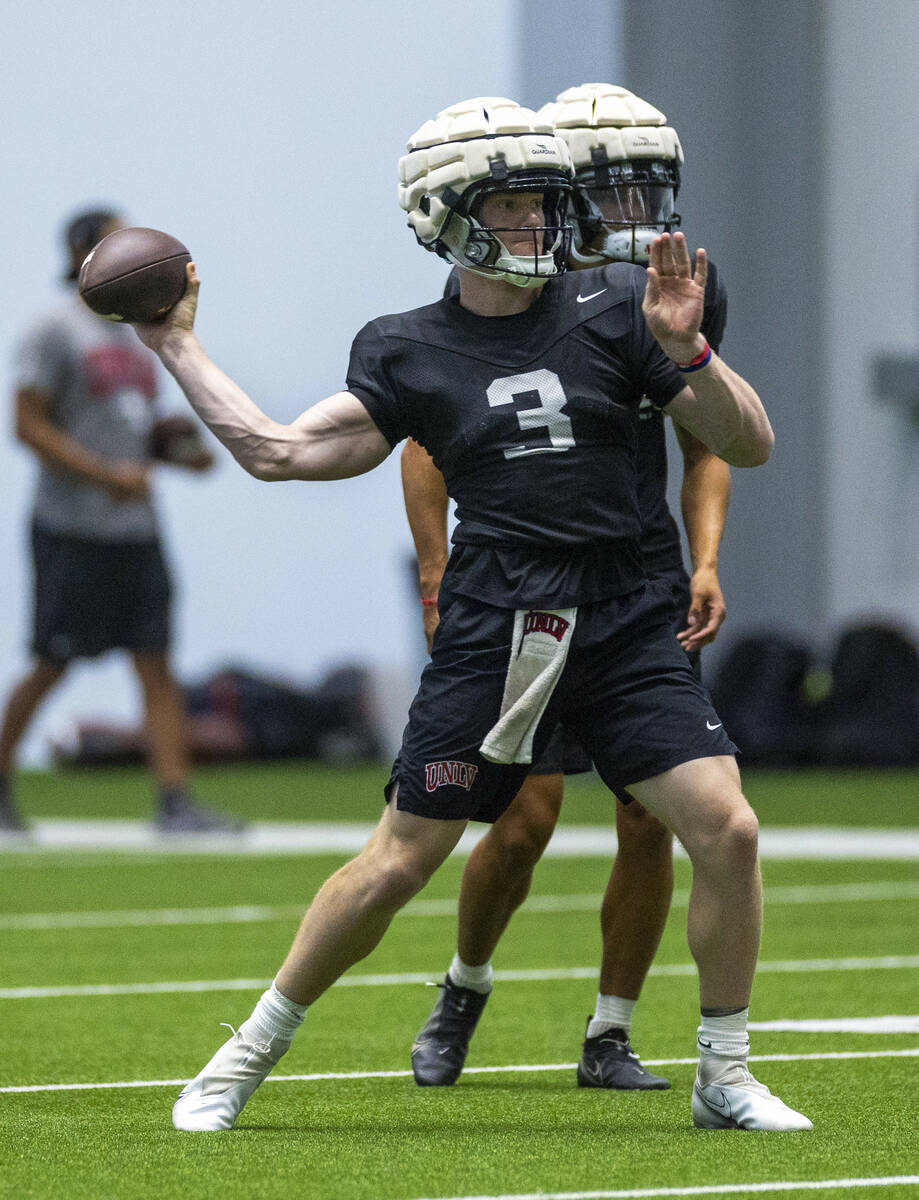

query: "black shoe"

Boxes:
[411, 975, 490, 1086]
[0, 781, 30, 834]
[154, 795, 247, 834]
[577, 1021, 671, 1090]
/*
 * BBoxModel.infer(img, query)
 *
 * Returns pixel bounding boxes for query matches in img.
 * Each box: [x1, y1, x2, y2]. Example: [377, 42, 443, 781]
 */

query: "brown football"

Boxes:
[78, 227, 191, 323]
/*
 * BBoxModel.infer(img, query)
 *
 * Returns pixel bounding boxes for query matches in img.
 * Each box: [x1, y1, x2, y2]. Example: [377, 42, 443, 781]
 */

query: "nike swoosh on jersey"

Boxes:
[576, 289, 607, 303]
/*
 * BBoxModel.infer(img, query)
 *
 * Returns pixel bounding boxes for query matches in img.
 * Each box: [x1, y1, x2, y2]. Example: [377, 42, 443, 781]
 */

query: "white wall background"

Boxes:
[4, 0, 916, 768]
[824, 0, 919, 640]
[0, 0, 522, 764]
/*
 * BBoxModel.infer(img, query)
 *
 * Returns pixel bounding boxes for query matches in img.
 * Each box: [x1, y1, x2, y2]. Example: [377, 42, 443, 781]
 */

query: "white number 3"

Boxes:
[486, 369, 575, 459]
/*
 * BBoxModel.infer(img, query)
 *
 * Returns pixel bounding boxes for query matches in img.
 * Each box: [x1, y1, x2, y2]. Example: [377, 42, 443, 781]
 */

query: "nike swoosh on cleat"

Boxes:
[707, 1088, 731, 1115]
[576, 289, 607, 303]
[706, 721, 723, 730]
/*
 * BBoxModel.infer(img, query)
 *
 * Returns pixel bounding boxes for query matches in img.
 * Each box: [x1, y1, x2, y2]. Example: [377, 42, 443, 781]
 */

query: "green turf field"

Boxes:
[1, 765, 918, 1199]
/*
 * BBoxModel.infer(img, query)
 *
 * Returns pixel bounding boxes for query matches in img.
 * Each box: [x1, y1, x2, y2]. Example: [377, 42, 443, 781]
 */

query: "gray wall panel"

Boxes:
[622, 1, 828, 659]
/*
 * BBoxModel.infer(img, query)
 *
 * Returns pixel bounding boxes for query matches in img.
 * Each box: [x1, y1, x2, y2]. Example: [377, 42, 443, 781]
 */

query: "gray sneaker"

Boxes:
[411, 976, 490, 1086]
[577, 1021, 670, 1090]
[155, 796, 247, 834]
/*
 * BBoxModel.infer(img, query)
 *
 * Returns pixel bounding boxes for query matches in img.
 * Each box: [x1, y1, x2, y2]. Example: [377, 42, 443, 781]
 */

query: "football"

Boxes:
[78, 227, 191, 323]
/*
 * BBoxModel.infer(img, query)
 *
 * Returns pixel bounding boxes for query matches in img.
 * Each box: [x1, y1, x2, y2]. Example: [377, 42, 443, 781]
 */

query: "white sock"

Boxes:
[697, 1008, 750, 1083]
[239, 982, 308, 1047]
[587, 994, 636, 1039]
[448, 953, 493, 994]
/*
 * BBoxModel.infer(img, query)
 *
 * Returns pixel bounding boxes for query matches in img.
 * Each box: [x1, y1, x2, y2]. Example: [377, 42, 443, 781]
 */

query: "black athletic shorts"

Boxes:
[386, 579, 736, 823]
[31, 522, 172, 663]
[530, 575, 699, 777]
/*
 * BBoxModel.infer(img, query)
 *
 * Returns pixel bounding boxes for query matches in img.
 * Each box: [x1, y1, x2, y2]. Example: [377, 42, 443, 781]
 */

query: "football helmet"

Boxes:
[539, 83, 684, 266]
[399, 97, 573, 287]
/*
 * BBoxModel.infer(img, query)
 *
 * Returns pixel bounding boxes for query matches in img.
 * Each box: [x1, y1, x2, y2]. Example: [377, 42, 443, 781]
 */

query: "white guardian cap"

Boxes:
[539, 83, 684, 266]
[398, 97, 573, 287]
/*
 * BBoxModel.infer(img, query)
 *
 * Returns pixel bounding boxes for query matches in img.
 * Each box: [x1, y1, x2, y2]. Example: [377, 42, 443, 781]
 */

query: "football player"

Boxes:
[404, 84, 730, 1093]
[135, 97, 810, 1133]
[0, 208, 243, 836]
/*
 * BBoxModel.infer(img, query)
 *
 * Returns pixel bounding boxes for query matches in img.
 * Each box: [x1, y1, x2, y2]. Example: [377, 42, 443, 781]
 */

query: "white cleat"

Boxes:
[692, 1064, 813, 1131]
[172, 1026, 289, 1131]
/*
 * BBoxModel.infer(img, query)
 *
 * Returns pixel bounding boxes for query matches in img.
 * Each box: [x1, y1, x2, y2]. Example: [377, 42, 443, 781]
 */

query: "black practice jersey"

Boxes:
[442, 262, 728, 580]
[347, 262, 686, 608]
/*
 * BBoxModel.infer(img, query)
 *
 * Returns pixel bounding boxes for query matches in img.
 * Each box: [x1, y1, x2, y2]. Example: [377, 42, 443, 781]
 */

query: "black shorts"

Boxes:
[529, 576, 701, 778]
[387, 580, 736, 823]
[31, 523, 172, 663]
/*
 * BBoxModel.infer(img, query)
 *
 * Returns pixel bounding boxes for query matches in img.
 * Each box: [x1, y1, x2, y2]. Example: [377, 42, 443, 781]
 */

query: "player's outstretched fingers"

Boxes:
[647, 234, 662, 276]
[671, 231, 692, 275]
[658, 232, 677, 276]
[694, 247, 709, 292]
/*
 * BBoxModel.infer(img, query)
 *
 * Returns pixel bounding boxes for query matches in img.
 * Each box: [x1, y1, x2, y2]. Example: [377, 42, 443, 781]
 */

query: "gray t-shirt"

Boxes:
[14, 294, 164, 541]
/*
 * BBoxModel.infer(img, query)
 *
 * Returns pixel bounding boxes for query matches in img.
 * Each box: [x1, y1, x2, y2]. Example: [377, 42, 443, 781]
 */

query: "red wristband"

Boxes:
[674, 340, 712, 372]
[420, 595, 438, 608]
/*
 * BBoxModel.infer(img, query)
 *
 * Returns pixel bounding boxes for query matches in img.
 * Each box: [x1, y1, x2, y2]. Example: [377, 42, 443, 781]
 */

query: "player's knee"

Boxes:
[362, 851, 429, 909]
[497, 775, 561, 862]
[681, 788, 758, 869]
[490, 811, 553, 872]
[723, 801, 759, 868]
[703, 798, 759, 868]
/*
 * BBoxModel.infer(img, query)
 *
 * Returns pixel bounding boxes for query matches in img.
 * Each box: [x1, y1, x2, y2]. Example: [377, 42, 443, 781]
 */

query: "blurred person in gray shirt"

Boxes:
[0, 208, 245, 835]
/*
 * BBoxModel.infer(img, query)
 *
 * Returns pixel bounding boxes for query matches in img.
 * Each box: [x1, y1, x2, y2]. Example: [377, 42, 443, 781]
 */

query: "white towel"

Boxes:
[480, 607, 577, 765]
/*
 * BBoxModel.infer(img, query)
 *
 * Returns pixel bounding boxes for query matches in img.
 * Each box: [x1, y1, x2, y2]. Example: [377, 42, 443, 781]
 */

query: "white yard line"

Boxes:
[2, 1047, 918, 1096]
[2, 955, 918, 1001]
[408, 1176, 919, 1200]
[748, 1016, 919, 1033]
[2, 879, 918, 933]
[3, 821, 919, 859]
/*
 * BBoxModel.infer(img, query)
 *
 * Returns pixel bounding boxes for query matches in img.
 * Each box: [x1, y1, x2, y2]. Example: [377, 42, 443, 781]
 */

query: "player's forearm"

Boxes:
[681, 452, 731, 572]
[155, 335, 391, 482]
[414, 542, 449, 597]
[401, 441, 450, 595]
[17, 415, 118, 489]
[154, 334, 297, 480]
[665, 352, 773, 467]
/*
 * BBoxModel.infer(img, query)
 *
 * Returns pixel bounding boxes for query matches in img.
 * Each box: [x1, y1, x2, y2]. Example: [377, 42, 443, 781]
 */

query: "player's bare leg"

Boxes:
[173, 801, 467, 1130]
[131, 651, 188, 788]
[577, 800, 674, 1090]
[457, 771, 563, 965]
[628, 756, 811, 1130]
[0, 658, 67, 832]
[600, 801, 673, 997]
[629, 756, 758, 1004]
[410, 772, 562, 1086]
[132, 650, 244, 833]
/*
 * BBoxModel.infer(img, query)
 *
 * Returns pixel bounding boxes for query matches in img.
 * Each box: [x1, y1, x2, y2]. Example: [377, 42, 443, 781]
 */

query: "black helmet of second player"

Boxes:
[398, 97, 574, 288]
[540, 83, 684, 266]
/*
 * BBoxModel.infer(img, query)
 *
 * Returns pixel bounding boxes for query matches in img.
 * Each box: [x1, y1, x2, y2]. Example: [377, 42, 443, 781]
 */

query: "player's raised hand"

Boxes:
[642, 232, 707, 362]
[134, 262, 200, 353]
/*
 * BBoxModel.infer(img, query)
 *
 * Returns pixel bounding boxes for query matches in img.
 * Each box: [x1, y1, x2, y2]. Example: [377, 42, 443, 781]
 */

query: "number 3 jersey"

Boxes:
[348, 262, 690, 610]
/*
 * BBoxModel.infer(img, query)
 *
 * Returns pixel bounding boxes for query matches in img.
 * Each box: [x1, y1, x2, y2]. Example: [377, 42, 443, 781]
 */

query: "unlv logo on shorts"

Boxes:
[425, 760, 479, 793]
[522, 611, 570, 643]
